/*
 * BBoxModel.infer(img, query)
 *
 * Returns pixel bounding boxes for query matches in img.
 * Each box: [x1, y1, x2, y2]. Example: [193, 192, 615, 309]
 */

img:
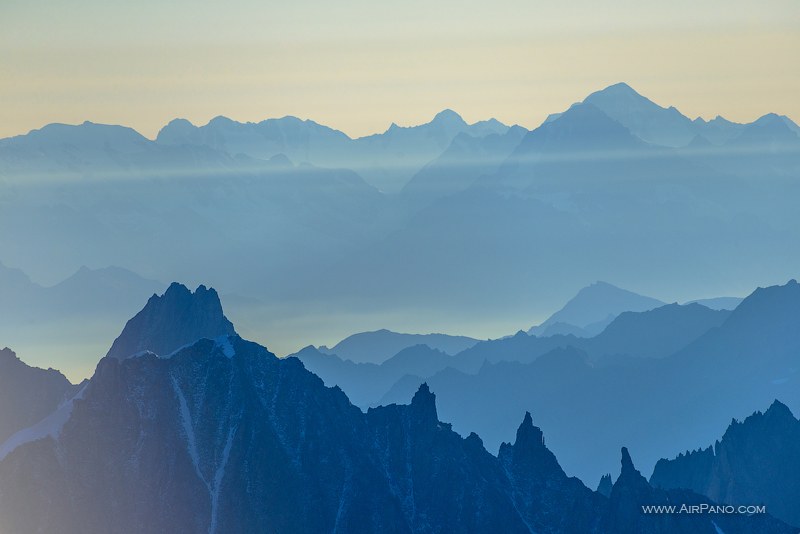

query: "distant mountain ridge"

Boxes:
[304, 301, 730, 409]
[378, 280, 800, 484]
[294, 344, 455, 408]
[155, 109, 513, 192]
[317, 328, 479, 364]
[398, 124, 528, 202]
[528, 281, 665, 337]
[552, 82, 800, 148]
[0, 262, 167, 378]
[685, 296, 743, 310]
[0, 121, 252, 179]
[583, 83, 710, 147]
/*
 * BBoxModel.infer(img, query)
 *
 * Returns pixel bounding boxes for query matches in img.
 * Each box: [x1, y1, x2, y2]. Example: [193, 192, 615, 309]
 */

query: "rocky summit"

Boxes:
[105, 282, 236, 359]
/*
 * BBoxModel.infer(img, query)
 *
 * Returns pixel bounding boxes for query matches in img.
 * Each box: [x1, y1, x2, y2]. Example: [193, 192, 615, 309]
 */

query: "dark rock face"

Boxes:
[497, 412, 606, 533]
[597, 474, 613, 497]
[0, 347, 80, 443]
[105, 282, 236, 359]
[650, 446, 715, 498]
[604, 448, 791, 534]
[651, 400, 800, 527]
[0, 336, 794, 533]
[365, 384, 529, 533]
[0, 338, 393, 533]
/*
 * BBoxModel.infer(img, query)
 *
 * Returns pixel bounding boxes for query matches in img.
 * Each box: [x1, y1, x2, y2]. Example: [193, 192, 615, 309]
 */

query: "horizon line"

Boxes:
[4, 82, 798, 142]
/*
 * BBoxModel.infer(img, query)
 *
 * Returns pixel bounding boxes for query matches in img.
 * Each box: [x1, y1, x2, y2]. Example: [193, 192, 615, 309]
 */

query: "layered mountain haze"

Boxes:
[155, 109, 512, 193]
[0, 121, 255, 180]
[294, 344, 455, 408]
[378, 280, 800, 484]
[0, 262, 165, 323]
[2, 81, 799, 531]
[528, 281, 666, 337]
[2, 83, 799, 363]
[298, 299, 731, 409]
[400, 125, 528, 202]
[0, 286, 794, 533]
[317, 329, 479, 364]
[0, 262, 166, 377]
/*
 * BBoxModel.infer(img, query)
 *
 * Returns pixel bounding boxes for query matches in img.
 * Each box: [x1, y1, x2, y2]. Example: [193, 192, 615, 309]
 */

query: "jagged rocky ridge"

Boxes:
[106, 282, 236, 359]
[0, 335, 793, 533]
[651, 400, 800, 528]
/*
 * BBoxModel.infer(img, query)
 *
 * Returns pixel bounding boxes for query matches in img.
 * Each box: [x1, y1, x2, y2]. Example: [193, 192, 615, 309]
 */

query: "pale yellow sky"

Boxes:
[1, 0, 799, 139]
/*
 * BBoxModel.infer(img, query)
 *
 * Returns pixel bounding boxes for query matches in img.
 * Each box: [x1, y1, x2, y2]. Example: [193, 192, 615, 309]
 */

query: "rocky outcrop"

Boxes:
[105, 282, 236, 359]
[651, 400, 800, 527]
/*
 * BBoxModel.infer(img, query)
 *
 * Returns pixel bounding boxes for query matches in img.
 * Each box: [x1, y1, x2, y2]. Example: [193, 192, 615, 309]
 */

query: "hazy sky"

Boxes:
[1, 0, 799, 139]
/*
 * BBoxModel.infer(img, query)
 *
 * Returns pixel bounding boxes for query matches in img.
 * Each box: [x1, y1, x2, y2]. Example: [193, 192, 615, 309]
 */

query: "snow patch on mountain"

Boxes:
[0, 383, 87, 461]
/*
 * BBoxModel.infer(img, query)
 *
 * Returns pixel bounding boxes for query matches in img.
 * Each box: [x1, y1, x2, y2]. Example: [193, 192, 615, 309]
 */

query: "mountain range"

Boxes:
[1, 81, 798, 377]
[317, 329, 479, 364]
[377, 279, 800, 485]
[137, 109, 510, 193]
[292, 279, 733, 409]
[527, 281, 666, 337]
[0, 283, 795, 533]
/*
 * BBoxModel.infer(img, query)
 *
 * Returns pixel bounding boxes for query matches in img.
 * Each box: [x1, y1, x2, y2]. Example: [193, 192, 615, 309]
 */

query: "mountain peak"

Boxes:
[208, 115, 237, 127]
[105, 282, 236, 359]
[165, 118, 195, 128]
[431, 109, 465, 125]
[411, 382, 435, 405]
[599, 82, 640, 97]
[754, 112, 783, 125]
[512, 102, 641, 157]
[514, 411, 545, 448]
[410, 382, 438, 423]
[155, 118, 200, 144]
[597, 473, 613, 497]
[765, 399, 794, 420]
[731, 114, 799, 146]
[531, 281, 665, 334]
[582, 82, 698, 147]
[0, 347, 21, 365]
[585, 83, 649, 108]
[620, 447, 638, 477]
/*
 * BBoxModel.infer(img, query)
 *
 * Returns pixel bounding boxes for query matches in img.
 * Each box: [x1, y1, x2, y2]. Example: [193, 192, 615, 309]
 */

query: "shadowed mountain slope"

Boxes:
[651, 400, 800, 527]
